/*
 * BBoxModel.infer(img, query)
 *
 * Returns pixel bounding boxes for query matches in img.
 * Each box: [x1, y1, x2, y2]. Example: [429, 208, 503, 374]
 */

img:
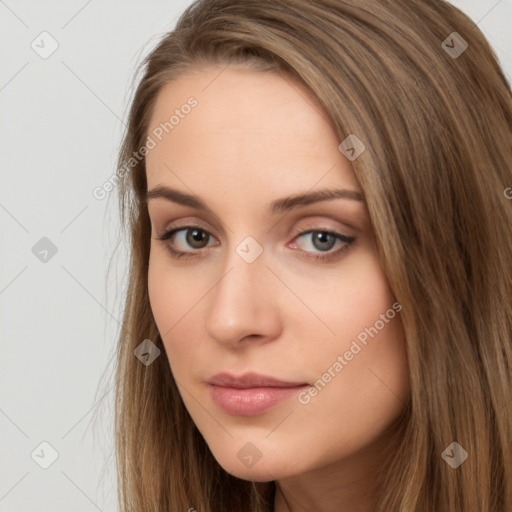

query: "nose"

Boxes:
[204, 248, 282, 348]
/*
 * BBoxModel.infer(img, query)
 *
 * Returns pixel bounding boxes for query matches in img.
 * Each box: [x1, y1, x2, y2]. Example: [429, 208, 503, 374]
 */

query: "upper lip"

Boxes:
[207, 372, 307, 389]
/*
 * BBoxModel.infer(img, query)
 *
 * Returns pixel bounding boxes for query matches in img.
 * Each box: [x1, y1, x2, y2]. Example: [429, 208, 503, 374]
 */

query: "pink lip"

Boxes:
[207, 372, 308, 416]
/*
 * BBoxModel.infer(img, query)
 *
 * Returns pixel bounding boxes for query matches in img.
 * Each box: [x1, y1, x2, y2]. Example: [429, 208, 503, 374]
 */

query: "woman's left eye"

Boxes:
[156, 226, 355, 262]
[290, 230, 356, 262]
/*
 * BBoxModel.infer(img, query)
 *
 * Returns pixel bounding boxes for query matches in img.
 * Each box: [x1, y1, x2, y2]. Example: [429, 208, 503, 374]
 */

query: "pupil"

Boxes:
[313, 232, 335, 251]
[187, 229, 207, 248]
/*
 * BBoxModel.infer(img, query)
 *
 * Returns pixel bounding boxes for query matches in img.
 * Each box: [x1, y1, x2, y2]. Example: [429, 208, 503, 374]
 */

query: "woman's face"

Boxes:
[145, 65, 410, 484]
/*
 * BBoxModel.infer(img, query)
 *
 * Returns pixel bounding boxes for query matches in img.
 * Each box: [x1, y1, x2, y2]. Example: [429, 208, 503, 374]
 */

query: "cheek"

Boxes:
[148, 248, 202, 331]
[333, 248, 396, 327]
[147, 249, 209, 374]
[288, 258, 408, 466]
[148, 248, 197, 365]
[300, 248, 410, 422]
[328, 250, 408, 389]
[295, 246, 402, 366]
[148, 251, 174, 334]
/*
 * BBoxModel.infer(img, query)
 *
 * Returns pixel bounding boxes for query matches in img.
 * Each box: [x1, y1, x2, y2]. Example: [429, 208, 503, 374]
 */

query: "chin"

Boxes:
[213, 451, 299, 483]
[224, 465, 280, 483]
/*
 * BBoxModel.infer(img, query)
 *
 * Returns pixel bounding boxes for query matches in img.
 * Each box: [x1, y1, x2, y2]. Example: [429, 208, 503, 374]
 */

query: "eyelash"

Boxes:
[156, 225, 356, 263]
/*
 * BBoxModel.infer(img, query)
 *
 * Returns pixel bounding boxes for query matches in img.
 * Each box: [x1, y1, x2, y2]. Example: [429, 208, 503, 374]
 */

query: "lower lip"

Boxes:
[209, 384, 308, 416]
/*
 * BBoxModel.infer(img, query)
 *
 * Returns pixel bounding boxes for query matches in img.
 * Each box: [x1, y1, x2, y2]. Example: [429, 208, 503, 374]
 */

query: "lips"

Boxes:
[207, 372, 307, 388]
[207, 372, 309, 416]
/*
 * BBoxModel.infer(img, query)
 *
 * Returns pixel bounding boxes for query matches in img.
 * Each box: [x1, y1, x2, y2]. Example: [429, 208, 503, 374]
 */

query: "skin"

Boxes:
[145, 64, 410, 512]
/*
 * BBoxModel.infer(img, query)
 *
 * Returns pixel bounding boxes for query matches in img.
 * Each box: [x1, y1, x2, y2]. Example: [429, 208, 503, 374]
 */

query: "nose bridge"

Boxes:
[205, 236, 280, 345]
[217, 233, 267, 299]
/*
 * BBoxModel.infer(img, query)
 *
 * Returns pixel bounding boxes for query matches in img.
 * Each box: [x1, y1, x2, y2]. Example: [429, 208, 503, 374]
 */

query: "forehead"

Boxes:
[148, 64, 335, 133]
[145, 65, 360, 200]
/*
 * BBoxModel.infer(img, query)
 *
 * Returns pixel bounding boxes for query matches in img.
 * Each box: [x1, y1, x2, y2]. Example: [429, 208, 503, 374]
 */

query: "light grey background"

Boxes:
[0, 1, 510, 510]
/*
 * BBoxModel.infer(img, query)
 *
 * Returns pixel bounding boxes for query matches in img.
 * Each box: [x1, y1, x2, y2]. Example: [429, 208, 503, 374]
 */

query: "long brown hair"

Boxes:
[112, 1, 512, 510]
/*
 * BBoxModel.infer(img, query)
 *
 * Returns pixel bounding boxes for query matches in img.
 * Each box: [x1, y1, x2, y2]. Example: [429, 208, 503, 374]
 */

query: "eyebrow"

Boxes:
[145, 185, 364, 214]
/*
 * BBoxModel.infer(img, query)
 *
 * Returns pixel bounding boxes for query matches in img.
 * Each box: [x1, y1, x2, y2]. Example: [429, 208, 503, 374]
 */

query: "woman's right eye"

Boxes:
[157, 226, 219, 259]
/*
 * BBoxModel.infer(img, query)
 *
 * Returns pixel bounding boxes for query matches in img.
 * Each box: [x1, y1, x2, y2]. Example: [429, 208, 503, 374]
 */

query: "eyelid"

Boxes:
[156, 224, 219, 246]
[289, 217, 355, 238]
[155, 218, 218, 239]
[290, 228, 354, 245]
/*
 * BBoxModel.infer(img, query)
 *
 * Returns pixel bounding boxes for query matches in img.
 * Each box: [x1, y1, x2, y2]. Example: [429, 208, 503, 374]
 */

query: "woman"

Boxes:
[113, 0, 512, 510]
